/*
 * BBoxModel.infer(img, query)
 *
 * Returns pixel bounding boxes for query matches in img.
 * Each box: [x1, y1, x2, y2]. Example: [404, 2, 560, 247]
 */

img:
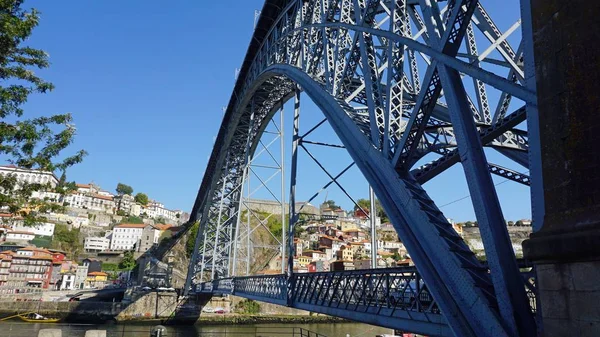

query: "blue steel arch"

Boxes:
[254, 65, 507, 337]
[186, 1, 536, 336]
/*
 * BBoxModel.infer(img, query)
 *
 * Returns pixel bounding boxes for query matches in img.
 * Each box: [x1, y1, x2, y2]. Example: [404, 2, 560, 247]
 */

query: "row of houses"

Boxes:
[0, 247, 109, 291]
[83, 223, 180, 253]
[0, 165, 187, 225]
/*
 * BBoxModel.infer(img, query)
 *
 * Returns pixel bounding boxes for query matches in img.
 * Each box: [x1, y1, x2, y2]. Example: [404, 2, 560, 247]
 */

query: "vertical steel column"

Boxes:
[198, 215, 210, 282]
[183, 213, 206, 295]
[233, 106, 256, 277]
[280, 101, 286, 274]
[211, 175, 229, 280]
[369, 186, 377, 269]
[246, 169, 251, 275]
[520, 0, 544, 232]
[231, 169, 248, 277]
[287, 89, 301, 278]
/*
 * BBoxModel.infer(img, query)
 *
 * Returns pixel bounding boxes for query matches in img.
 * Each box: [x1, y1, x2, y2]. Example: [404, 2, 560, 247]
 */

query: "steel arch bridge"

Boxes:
[184, 0, 539, 336]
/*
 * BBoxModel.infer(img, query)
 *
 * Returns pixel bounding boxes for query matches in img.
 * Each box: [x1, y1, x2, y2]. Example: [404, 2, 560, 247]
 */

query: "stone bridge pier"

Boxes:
[523, 0, 600, 336]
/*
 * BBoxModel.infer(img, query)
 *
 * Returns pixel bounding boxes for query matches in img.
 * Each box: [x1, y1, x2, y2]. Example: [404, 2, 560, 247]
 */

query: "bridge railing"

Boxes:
[234, 274, 287, 305]
[196, 265, 537, 316]
[290, 267, 439, 314]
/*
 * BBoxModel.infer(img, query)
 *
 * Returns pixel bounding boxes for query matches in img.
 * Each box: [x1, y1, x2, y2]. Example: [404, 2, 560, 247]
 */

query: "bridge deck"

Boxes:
[197, 267, 536, 336]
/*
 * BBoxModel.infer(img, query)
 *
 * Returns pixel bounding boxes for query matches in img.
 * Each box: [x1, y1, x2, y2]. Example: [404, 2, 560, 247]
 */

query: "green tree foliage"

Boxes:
[134, 192, 148, 205]
[51, 223, 82, 258]
[115, 183, 133, 211]
[101, 262, 119, 272]
[116, 183, 133, 196]
[119, 251, 136, 270]
[234, 299, 261, 314]
[159, 229, 172, 242]
[119, 215, 143, 224]
[186, 221, 199, 258]
[0, 1, 86, 225]
[116, 210, 126, 216]
[323, 200, 340, 210]
[294, 225, 306, 238]
[30, 235, 51, 248]
[354, 198, 389, 223]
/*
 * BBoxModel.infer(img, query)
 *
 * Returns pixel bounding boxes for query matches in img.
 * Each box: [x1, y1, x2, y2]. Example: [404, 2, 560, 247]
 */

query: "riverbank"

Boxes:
[0, 300, 348, 325]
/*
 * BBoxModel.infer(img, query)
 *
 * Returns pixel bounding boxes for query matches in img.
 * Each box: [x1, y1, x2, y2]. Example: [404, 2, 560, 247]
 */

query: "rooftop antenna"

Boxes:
[254, 10, 261, 29]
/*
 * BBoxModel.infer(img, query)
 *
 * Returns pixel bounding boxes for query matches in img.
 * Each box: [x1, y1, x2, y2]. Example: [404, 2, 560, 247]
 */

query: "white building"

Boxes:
[12, 222, 55, 237]
[59, 273, 76, 291]
[144, 201, 181, 222]
[75, 265, 89, 289]
[0, 165, 59, 188]
[63, 183, 116, 214]
[84, 236, 111, 252]
[110, 223, 146, 251]
[138, 224, 172, 252]
[31, 190, 62, 203]
[5, 231, 35, 242]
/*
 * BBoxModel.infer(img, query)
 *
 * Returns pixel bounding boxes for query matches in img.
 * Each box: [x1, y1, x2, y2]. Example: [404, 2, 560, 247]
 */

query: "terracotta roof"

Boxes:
[343, 229, 361, 233]
[115, 223, 147, 229]
[76, 183, 91, 188]
[319, 235, 342, 242]
[153, 224, 173, 231]
[19, 247, 51, 253]
[93, 194, 113, 201]
[0, 164, 18, 169]
[30, 255, 53, 260]
[88, 271, 107, 277]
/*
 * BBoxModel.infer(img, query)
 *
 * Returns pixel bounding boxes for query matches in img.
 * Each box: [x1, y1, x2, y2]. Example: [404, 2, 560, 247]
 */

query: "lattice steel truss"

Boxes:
[186, 0, 537, 336]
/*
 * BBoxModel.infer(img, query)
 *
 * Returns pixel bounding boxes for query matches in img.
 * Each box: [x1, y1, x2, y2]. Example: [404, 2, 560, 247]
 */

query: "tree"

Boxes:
[51, 223, 82, 259]
[119, 215, 143, 224]
[354, 198, 389, 223]
[0, 1, 86, 226]
[119, 251, 136, 270]
[234, 299, 261, 314]
[186, 221, 200, 258]
[323, 200, 340, 210]
[115, 183, 133, 211]
[116, 183, 133, 196]
[134, 192, 148, 205]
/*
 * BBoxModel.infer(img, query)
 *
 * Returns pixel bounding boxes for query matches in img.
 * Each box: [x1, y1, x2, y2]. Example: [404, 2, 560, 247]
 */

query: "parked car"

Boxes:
[202, 307, 214, 313]
[141, 286, 152, 291]
[214, 307, 226, 314]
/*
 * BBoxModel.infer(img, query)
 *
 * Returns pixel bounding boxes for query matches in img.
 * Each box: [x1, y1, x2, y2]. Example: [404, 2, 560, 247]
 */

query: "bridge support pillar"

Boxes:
[522, 0, 600, 336]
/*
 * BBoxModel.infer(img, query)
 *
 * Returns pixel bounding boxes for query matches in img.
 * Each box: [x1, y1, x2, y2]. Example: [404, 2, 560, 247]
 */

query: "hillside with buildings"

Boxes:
[0, 164, 532, 295]
[0, 164, 189, 293]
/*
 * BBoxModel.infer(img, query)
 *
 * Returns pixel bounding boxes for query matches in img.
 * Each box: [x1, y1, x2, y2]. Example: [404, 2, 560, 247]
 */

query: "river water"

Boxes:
[2, 322, 395, 337]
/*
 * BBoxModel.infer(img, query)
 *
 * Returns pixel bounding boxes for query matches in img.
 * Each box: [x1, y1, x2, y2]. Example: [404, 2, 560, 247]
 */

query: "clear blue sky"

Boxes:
[19, 0, 531, 222]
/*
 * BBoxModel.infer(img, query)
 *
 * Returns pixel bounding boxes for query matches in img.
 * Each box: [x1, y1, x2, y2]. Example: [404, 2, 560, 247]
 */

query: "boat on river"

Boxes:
[18, 312, 60, 323]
